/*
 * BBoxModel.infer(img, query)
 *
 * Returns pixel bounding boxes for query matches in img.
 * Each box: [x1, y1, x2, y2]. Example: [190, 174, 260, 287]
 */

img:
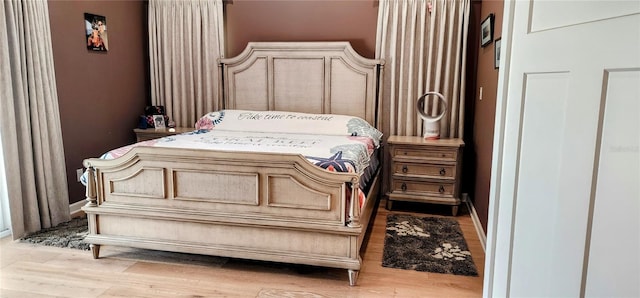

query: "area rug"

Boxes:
[20, 217, 90, 251]
[19, 217, 229, 266]
[382, 214, 478, 276]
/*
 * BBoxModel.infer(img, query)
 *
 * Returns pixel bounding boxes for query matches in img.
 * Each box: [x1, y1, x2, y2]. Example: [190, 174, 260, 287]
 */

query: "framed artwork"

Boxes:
[494, 38, 502, 69]
[481, 14, 494, 47]
[84, 13, 108, 52]
[153, 115, 166, 129]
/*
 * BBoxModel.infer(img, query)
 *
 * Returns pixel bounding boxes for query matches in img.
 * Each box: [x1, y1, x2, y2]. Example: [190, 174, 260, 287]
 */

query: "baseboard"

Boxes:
[465, 197, 486, 252]
[0, 229, 11, 239]
[69, 200, 85, 218]
[0, 201, 85, 239]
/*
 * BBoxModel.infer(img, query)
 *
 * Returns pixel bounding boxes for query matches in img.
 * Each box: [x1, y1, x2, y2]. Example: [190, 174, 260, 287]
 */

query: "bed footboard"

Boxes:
[82, 146, 378, 286]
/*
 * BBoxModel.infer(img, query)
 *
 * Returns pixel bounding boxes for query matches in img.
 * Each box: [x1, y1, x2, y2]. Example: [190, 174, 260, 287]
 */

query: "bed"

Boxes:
[81, 42, 383, 286]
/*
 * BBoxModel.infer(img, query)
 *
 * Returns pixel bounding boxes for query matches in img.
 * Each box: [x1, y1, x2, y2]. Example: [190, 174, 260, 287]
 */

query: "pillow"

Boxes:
[195, 110, 383, 147]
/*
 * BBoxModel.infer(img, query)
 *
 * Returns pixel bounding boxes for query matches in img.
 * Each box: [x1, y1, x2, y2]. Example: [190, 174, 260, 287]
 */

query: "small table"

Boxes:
[386, 136, 465, 216]
[133, 127, 195, 142]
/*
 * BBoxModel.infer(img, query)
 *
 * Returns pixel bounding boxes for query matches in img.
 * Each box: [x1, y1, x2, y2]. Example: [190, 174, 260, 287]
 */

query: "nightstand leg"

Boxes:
[90, 244, 100, 259]
[348, 269, 359, 286]
[386, 199, 393, 210]
[451, 205, 459, 216]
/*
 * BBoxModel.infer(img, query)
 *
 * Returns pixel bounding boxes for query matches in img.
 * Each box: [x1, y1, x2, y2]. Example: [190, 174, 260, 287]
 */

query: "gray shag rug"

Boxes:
[20, 217, 90, 251]
[382, 214, 478, 276]
[19, 217, 230, 266]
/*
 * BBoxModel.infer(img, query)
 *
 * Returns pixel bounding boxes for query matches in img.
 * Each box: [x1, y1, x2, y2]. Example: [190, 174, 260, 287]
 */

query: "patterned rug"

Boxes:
[382, 214, 478, 276]
[20, 217, 90, 251]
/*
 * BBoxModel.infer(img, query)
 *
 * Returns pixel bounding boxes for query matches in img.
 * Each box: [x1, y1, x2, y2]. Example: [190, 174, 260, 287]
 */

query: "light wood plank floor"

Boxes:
[0, 199, 484, 297]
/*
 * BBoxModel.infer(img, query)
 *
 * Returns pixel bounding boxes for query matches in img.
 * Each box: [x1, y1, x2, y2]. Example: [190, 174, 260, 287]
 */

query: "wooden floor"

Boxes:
[0, 199, 484, 297]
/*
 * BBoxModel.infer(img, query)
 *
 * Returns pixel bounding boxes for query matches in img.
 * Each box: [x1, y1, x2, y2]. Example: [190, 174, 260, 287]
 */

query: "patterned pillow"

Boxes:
[195, 110, 226, 130]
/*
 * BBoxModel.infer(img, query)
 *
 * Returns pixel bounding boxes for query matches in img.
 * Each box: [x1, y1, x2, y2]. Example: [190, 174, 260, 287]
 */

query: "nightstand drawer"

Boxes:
[391, 179, 455, 196]
[393, 162, 456, 179]
[393, 147, 457, 161]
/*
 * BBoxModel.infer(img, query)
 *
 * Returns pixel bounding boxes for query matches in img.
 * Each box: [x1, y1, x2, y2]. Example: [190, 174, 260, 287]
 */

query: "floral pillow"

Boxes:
[195, 110, 225, 130]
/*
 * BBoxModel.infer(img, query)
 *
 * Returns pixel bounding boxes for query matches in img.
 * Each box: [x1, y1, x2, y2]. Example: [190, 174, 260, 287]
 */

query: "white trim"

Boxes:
[483, 0, 515, 297]
[69, 200, 85, 218]
[0, 229, 10, 239]
[465, 198, 486, 252]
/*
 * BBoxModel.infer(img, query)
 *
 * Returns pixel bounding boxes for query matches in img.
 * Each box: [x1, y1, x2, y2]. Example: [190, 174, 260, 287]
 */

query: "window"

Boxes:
[0, 133, 10, 238]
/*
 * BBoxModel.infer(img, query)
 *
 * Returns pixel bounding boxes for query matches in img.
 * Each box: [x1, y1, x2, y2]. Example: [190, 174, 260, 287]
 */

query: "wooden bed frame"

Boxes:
[82, 42, 383, 286]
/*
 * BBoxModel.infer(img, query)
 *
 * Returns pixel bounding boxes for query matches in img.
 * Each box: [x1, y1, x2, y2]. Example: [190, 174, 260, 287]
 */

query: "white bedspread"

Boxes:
[101, 129, 376, 175]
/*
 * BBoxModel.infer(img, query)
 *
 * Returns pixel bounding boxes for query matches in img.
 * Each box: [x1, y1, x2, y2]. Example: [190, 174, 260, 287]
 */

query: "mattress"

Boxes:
[101, 129, 377, 175]
[84, 110, 384, 209]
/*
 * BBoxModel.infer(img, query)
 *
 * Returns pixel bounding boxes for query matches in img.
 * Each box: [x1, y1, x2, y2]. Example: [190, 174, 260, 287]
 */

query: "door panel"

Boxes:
[530, 0, 640, 32]
[510, 72, 572, 296]
[584, 69, 639, 297]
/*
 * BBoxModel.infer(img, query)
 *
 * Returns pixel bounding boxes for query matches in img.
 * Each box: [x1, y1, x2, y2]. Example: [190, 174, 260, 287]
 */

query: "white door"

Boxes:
[485, 1, 640, 297]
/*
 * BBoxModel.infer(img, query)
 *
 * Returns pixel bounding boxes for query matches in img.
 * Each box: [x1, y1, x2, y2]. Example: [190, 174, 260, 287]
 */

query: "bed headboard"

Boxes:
[220, 42, 383, 126]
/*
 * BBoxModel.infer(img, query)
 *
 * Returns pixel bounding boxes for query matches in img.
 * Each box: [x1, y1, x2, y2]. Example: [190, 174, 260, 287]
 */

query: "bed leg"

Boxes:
[90, 244, 100, 259]
[348, 269, 359, 286]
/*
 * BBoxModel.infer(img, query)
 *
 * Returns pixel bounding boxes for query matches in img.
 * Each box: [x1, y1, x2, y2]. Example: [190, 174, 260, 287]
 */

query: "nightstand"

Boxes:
[133, 127, 194, 142]
[386, 136, 465, 216]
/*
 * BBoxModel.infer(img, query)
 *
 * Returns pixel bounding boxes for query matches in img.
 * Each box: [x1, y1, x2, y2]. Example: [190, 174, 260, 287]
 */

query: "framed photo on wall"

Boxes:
[84, 13, 108, 52]
[495, 38, 502, 69]
[481, 14, 494, 47]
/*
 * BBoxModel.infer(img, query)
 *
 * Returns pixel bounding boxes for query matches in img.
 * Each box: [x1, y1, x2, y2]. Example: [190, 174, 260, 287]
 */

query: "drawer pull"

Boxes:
[439, 168, 446, 175]
[438, 185, 445, 193]
[402, 165, 408, 173]
[401, 183, 407, 191]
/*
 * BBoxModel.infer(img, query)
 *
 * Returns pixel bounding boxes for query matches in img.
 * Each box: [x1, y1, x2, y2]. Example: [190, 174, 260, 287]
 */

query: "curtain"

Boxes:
[0, 0, 70, 239]
[376, 0, 470, 138]
[149, 0, 225, 128]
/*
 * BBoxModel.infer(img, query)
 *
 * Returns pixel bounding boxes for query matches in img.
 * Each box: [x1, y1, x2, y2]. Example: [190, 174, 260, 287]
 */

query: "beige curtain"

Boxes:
[0, 0, 70, 239]
[376, 0, 470, 138]
[149, 0, 225, 127]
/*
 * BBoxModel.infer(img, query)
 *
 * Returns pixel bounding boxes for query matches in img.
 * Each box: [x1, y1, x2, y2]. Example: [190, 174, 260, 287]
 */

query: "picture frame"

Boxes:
[481, 13, 494, 47]
[153, 115, 166, 129]
[494, 38, 502, 69]
[84, 13, 108, 52]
